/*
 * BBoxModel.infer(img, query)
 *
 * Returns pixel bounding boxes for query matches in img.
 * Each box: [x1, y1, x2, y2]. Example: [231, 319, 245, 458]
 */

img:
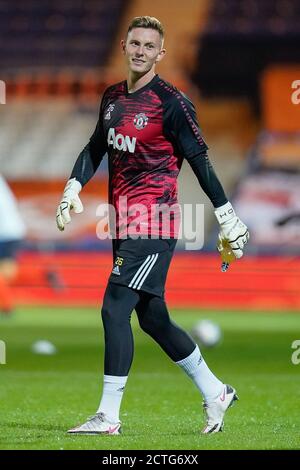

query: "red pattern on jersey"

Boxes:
[102, 79, 182, 238]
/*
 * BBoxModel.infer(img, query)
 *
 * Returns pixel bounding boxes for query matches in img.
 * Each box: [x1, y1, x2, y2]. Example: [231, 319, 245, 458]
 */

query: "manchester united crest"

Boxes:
[133, 113, 148, 130]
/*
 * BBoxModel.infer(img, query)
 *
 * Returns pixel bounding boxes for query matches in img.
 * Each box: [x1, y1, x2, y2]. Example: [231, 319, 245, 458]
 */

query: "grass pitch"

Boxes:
[0, 307, 299, 450]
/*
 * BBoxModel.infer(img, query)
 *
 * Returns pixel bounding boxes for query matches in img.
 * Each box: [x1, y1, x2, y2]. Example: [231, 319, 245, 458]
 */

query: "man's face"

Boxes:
[122, 28, 165, 74]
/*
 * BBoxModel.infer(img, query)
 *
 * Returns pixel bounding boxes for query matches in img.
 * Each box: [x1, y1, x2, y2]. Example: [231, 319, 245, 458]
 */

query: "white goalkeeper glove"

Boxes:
[56, 178, 83, 231]
[214, 201, 249, 259]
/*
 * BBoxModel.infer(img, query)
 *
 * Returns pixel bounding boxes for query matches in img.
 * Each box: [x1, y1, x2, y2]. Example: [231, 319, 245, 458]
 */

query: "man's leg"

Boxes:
[0, 272, 13, 314]
[101, 282, 140, 376]
[135, 293, 238, 433]
[97, 283, 140, 422]
[0, 249, 20, 315]
[135, 293, 223, 402]
[68, 283, 140, 435]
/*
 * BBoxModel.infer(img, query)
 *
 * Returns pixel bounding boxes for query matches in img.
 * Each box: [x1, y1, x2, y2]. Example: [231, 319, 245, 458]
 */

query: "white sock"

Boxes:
[176, 345, 223, 403]
[97, 375, 128, 422]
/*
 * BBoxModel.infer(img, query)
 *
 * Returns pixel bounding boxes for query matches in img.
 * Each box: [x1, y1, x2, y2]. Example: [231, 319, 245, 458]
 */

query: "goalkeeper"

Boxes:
[56, 16, 249, 435]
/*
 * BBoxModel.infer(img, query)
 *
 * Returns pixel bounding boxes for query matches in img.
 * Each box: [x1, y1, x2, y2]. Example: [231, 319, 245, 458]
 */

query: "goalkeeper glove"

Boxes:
[214, 201, 249, 259]
[56, 178, 83, 231]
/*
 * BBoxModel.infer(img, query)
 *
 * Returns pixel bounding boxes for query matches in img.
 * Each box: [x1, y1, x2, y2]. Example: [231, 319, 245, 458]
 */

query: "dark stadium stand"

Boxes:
[193, 0, 300, 101]
[0, 0, 125, 69]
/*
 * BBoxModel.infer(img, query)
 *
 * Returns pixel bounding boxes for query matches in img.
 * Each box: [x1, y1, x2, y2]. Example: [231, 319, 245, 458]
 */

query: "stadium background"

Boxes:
[0, 0, 299, 450]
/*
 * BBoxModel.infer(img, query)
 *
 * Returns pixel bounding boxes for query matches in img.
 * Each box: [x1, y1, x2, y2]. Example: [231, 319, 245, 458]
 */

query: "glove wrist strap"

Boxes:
[214, 201, 236, 225]
[64, 178, 82, 195]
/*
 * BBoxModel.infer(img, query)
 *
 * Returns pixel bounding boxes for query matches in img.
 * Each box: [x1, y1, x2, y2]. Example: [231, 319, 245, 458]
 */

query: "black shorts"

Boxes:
[109, 238, 177, 298]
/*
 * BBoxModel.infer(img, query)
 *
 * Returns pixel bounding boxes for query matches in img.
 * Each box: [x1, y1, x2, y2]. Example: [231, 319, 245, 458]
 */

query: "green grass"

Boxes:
[0, 307, 300, 450]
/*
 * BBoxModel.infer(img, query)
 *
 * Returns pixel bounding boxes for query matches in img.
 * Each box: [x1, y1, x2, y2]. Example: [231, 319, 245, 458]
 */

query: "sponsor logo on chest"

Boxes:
[107, 128, 136, 153]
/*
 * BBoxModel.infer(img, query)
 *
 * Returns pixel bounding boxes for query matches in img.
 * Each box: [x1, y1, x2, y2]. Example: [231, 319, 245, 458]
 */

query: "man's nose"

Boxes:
[136, 47, 144, 56]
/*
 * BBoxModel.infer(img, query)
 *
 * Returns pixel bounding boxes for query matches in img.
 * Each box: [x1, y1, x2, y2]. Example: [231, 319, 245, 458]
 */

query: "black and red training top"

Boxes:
[71, 74, 227, 237]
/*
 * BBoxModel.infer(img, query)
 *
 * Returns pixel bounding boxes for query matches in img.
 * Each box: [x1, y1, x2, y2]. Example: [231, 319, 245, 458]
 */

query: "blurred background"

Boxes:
[1, 0, 300, 452]
[0, 0, 299, 314]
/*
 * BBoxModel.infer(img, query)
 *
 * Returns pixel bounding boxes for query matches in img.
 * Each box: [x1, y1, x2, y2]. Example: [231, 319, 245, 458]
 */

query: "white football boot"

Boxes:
[67, 412, 121, 435]
[202, 384, 238, 434]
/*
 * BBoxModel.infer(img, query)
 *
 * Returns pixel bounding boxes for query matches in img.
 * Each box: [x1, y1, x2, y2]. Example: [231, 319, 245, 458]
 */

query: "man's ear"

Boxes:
[121, 39, 126, 54]
[155, 48, 166, 63]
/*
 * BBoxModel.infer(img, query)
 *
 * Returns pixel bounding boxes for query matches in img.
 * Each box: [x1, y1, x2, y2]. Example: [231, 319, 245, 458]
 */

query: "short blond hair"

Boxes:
[127, 16, 164, 40]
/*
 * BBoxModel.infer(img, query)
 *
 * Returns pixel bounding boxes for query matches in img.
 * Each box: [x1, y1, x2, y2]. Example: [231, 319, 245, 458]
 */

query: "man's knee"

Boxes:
[138, 313, 156, 335]
[101, 283, 139, 328]
[101, 300, 125, 329]
[137, 297, 171, 335]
